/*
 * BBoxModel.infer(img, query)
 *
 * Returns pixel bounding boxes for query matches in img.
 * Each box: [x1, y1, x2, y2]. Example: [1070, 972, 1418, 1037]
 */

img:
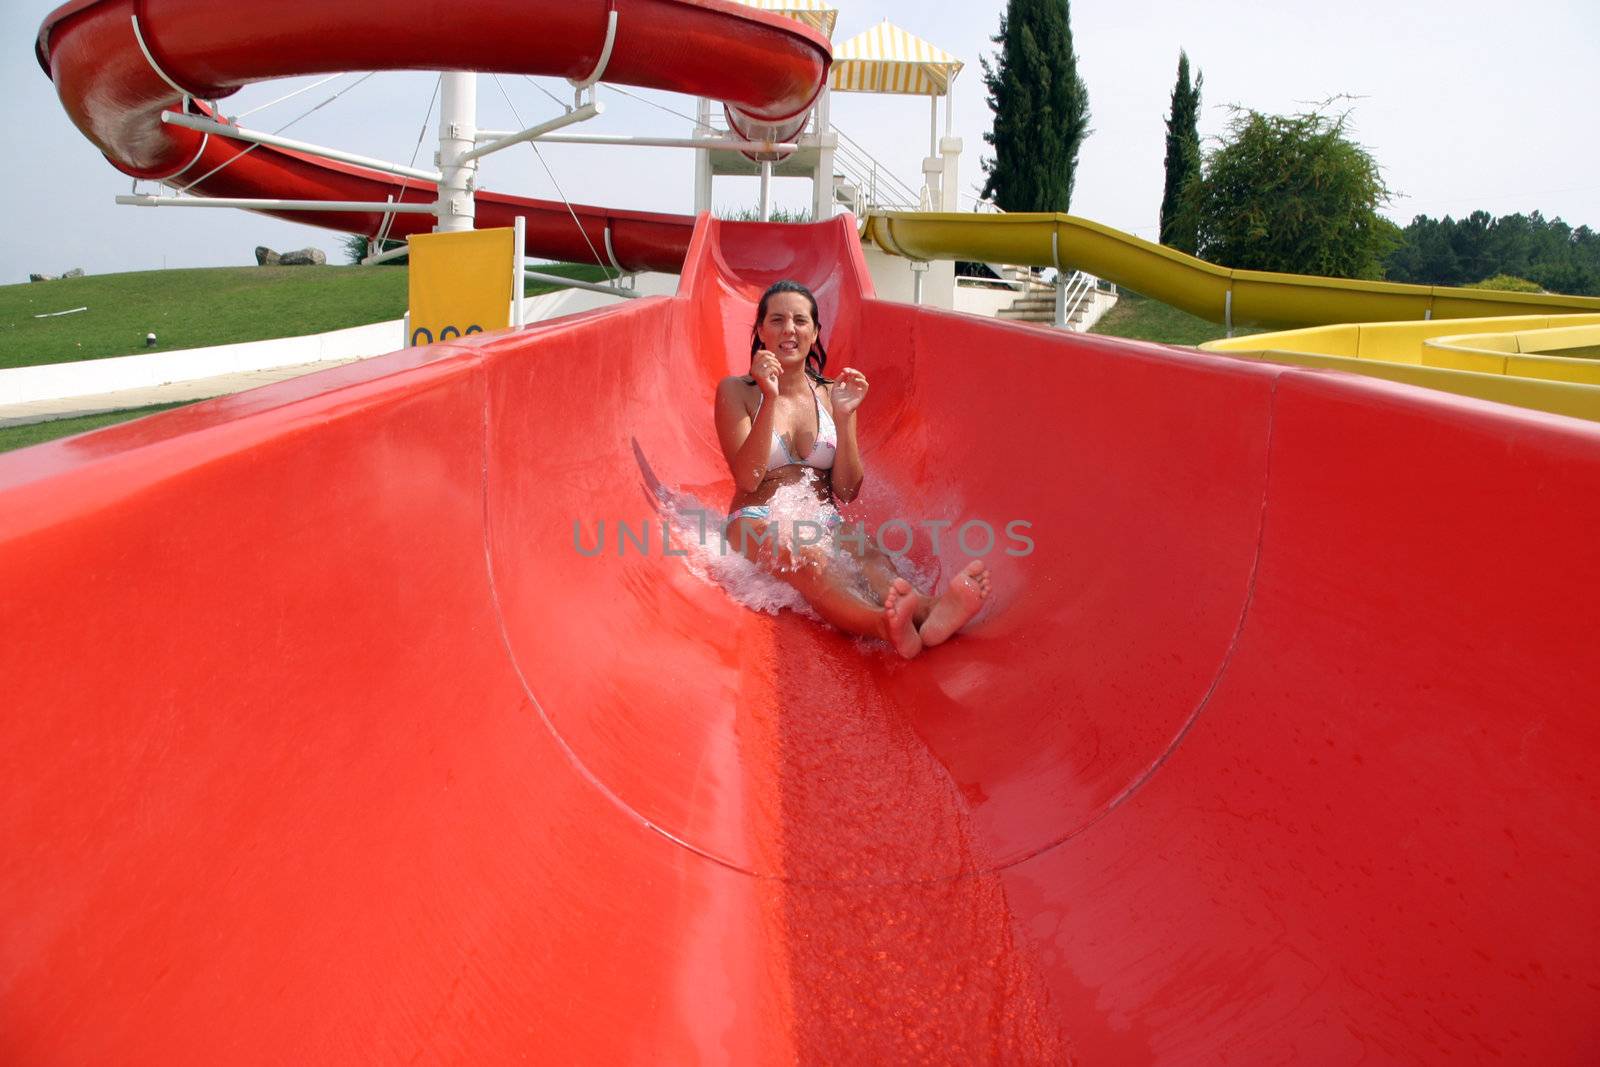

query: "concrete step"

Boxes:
[998, 303, 1093, 324]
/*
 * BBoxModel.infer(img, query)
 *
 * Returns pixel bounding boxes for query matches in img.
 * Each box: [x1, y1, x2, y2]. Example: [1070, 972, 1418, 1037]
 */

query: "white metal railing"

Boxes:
[1055, 270, 1093, 327]
[830, 125, 922, 214]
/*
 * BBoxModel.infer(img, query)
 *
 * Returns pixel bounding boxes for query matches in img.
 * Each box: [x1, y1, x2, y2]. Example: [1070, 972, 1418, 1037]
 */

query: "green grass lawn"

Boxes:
[1090, 289, 1266, 347]
[0, 401, 193, 454]
[0, 262, 611, 370]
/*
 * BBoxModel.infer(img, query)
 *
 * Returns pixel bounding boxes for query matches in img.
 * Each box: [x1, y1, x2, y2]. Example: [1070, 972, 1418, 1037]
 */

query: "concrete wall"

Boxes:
[862, 245, 955, 309]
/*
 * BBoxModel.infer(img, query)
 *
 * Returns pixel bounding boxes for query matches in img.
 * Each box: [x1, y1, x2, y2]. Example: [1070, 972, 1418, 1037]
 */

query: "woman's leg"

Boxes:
[833, 523, 936, 625]
[833, 523, 991, 641]
[727, 518, 922, 657]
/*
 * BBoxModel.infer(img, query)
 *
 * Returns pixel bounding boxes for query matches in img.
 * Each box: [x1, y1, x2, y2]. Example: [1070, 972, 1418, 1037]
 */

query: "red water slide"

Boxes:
[13, 0, 1600, 1062]
[36, 0, 832, 270]
[3, 211, 1599, 1061]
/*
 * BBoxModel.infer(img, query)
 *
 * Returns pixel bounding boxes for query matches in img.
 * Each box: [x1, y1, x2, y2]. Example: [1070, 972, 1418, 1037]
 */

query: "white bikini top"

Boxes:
[754, 383, 837, 471]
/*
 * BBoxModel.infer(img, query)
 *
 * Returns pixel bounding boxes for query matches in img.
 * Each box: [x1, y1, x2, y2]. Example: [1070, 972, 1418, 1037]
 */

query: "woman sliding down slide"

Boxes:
[713, 280, 989, 658]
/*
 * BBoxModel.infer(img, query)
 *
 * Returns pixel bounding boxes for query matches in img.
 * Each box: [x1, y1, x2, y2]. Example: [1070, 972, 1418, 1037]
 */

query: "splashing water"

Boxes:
[658, 474, 878, 622]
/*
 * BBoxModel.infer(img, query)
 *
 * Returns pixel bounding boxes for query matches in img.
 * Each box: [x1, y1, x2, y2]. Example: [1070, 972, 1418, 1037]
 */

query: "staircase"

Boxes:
[991, 266, 1112, 331]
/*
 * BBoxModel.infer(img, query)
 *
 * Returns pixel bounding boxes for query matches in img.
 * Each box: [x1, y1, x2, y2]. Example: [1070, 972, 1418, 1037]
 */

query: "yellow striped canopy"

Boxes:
[726, 0, 838, 39]
[829, 20, 964, 95]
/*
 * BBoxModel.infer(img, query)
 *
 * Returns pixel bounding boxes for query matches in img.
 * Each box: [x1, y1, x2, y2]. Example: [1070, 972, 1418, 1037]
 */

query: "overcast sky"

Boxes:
[4, 0, 1597, 284]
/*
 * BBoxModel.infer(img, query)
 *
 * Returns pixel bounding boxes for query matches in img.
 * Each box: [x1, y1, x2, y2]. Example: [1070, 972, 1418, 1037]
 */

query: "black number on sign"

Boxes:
[412, 324, 486, 347]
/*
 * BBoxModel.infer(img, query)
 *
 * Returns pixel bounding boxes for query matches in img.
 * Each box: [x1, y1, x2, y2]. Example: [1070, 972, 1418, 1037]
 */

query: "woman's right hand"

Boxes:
[751, 349, 781, 398]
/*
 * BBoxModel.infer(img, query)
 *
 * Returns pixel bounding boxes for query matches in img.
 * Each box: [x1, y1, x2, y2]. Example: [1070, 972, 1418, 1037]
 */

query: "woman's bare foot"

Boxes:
[881, 578, 923, 659]
[918, 560, 991, 648]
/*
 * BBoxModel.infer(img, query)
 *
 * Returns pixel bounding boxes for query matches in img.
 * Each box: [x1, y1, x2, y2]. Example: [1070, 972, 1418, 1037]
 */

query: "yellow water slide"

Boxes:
[1202, 317, 1600, 422]
[862, 212, 1600, 330]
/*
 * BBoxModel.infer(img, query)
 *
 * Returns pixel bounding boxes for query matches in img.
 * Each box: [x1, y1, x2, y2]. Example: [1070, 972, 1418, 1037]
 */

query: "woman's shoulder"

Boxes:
[716, 374, 757, 395]
[715, 374, 759, 410]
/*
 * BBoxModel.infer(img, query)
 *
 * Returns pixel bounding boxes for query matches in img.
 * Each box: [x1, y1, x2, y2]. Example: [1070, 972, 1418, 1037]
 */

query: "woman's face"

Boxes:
[757, 292, 818, 368]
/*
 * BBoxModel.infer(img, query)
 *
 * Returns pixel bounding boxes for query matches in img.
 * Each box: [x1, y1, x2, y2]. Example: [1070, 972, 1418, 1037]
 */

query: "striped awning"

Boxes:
[727, 0, 838, 39]
[829, 20, 964, 95]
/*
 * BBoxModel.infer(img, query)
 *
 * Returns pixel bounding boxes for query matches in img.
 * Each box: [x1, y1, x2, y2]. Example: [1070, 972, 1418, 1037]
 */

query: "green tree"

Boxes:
[1158, 51, 1202, 254]
[1185, 106, 1398, 279]
[342, 234, 408, 266]
[980, 0, 1091, 213]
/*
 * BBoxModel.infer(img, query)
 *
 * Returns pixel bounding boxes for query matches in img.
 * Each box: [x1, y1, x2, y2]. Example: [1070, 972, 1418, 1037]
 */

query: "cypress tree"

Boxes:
[980, 0, 1091, 213]
[1159, 51, 1203, 253]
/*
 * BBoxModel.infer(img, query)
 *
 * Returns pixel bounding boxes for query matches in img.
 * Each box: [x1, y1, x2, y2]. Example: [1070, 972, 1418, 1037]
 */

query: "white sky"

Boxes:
[3, 0, 1598, 284]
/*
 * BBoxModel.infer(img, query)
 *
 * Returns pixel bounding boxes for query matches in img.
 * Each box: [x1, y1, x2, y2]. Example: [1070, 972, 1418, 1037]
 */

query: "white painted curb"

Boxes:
[0, 272, 678, 405]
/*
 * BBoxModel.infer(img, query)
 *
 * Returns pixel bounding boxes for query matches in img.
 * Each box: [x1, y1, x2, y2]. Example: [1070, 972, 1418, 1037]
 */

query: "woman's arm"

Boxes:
[829, 368, 869, 503]
[715, 377, 779, 492]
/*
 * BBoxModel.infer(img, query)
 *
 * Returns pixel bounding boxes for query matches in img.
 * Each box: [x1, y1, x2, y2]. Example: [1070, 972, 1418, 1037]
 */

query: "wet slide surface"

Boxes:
[2, 215, 1598, 1062]
[21, 0, 1600, 1059]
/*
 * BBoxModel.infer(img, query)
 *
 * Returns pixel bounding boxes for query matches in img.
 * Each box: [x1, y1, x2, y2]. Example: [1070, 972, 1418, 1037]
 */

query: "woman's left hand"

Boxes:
[833, 368, 868, 416]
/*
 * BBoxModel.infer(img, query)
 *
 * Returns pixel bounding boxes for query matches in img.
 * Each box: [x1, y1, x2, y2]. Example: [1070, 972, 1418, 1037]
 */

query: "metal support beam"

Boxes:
[458, 102, 603, 164]
[362, 243, 411, 266]
[489, 132, 794, 152]
[161, 112, 442, 183]
[759, 161, 772, 221]
[116, 195, 438, 213]
[524, 269, 641, 299]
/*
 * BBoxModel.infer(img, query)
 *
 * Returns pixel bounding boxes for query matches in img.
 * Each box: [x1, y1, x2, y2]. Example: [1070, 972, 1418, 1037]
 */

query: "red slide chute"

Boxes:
[36, 0, 832, 270]
[9, 1, 1600, 1062]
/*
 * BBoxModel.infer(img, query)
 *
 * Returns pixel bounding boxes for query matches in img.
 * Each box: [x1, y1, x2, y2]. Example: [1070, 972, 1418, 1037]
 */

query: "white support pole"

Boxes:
[929, 94, 938, 158]
[161, 112, 442, 183]
[811, 85, 834, 222]
[513, 214, 526, 328]
[759, 161, 772, 221]
[436, 72, 477, 233]
[911, 260, 928, 305]
[693, 97, 714, 216]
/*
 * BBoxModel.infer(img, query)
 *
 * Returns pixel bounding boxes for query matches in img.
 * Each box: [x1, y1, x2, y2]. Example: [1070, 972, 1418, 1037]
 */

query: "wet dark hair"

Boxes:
[748, 279, 832, 383]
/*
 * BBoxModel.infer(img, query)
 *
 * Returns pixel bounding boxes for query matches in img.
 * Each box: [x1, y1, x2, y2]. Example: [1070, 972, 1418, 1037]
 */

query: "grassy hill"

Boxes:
[0, 262, 610, 371]
[1090, 289, 1264, 347]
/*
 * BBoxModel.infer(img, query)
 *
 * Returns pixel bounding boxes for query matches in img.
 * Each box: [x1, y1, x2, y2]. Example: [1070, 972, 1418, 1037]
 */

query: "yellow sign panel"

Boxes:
[407, 227, 515, 346]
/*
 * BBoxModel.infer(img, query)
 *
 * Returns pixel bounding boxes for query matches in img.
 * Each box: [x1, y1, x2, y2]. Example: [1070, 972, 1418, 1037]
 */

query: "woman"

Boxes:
[713, 279, 990, 659]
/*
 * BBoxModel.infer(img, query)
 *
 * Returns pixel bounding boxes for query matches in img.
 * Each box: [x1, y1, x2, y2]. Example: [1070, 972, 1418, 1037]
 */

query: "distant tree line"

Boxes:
[1384, 211, 1600, 295]
[979, 11, 1599, 298]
